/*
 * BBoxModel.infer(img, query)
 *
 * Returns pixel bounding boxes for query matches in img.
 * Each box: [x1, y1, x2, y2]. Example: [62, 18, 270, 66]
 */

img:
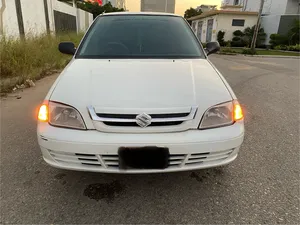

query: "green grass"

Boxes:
[0, 33, 84, 93]
[220, 47, 300, 56]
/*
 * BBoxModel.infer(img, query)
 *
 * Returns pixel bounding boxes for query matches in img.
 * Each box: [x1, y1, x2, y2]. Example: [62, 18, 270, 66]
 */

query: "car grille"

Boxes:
[102, 121, 183, 127]
[87, 106, 198, 128]
[49, 149, 234, 169]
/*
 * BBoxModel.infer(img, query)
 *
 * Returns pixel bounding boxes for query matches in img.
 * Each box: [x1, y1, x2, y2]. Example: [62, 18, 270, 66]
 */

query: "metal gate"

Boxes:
[54, 10, 76, 33]
[206, 19, 214, 42]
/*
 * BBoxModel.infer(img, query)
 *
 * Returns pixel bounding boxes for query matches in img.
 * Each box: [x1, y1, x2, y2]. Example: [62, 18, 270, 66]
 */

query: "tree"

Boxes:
[243, 25, 266, 47]
[288, 19, 300, 45]
[59, 0, 125, 19]
[78, 1, 124, 18]
[217, 31, 225, 46]
[231, 26, 266, 47]
[184, 7, 202, 25]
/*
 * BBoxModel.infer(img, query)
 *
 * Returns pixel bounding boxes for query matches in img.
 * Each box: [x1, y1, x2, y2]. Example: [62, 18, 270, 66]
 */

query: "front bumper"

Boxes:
[37, 121, 244, 173]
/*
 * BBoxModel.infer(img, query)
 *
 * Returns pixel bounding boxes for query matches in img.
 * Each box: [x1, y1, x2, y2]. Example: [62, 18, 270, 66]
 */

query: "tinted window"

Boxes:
[232, 19, 245, 26]
[76, 15, 204, 59]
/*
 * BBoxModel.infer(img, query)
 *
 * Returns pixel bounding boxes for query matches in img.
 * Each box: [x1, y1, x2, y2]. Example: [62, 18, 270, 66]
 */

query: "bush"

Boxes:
[242, 48, 257, 55]
[221, 48, 236, 53]
[0, 33, 84, 93]
[274, 45, 282, 50]
[232, 36, 241, 42]
[274, 44, 300, 51]
[217, 31, 225, 46]
[274, 45, 288, 51]
[287, 44, 300, 52]
[225, 41, 231, 47]
[269, 34, 288, 47]
[288, 19, 300, 45]
[231, 38, 247, 47]
[233, 30, 244, 37]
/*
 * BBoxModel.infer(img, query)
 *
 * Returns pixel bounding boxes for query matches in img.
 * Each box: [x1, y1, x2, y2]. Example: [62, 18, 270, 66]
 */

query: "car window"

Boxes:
[76, 15, 204, 59]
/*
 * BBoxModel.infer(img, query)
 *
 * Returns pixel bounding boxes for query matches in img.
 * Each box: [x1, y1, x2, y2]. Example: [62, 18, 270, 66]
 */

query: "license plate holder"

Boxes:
[118, 146, 169, 170]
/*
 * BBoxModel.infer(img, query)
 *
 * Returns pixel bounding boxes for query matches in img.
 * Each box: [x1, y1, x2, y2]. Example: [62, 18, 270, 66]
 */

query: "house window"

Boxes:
[234, 0, 239, 5]
[232, 19, 245, 26]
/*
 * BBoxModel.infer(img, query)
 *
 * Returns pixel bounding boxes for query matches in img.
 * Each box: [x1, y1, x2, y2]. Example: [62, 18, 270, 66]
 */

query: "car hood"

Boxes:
[50, 59, 232, 121]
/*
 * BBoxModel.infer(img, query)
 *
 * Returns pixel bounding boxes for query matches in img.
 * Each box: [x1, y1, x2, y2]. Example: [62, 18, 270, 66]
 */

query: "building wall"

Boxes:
[106, 0, 126, 8]
[217, 14, 258, 41]
[278, 15, 300, 35]
[20, 0, 47, 36]
[261, 15, 281, 44]
[141, 0, 175, 13]
[0, 0, 93, 38]
[193, 13, 257, 43]
[224, 0, 296, 15]
[268, 0, 288, 15]
[0, 0, 19, 37]
[192, 15, 218, 43]
[285, 0, 300, 14]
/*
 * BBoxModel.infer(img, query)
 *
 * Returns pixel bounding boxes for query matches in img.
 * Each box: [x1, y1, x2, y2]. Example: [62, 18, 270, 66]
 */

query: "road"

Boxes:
[1, 55, 299, 224]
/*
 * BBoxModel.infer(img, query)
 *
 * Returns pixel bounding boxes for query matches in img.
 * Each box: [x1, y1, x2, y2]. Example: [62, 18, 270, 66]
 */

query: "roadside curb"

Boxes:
[217, 53, 300, 59]
[243, 55, 300, 59]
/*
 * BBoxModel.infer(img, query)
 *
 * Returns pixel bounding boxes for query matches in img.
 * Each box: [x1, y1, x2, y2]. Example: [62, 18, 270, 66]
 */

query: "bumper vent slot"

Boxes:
[48, 149, 235, 170]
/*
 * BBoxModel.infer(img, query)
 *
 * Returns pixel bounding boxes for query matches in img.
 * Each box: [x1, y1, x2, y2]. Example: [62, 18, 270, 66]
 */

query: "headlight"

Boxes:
[48, 101, 86, 130]
[199, 100, 243, 129]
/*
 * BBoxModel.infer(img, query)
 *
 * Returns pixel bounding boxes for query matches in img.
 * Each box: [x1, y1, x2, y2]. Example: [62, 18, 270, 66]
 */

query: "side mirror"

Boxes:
[205, 41, 220, 56]
[58, 42, 76, 55]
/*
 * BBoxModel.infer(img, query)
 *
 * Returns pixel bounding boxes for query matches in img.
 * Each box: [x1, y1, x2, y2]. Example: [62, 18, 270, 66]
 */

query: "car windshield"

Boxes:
[76, 14, 204, 59]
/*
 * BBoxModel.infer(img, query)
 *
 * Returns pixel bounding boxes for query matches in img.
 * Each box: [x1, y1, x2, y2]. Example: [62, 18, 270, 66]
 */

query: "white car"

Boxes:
[37, 12, 244, 173]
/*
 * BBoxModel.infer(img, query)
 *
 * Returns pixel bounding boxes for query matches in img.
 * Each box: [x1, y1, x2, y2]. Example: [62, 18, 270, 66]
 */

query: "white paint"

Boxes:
[21, 0, 47, 36]
[1, 0, 19, 38]
[192, 13, 257, 42]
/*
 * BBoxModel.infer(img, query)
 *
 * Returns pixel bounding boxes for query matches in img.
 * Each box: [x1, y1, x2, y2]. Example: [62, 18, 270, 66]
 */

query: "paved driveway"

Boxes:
[1, 55, 299, 224]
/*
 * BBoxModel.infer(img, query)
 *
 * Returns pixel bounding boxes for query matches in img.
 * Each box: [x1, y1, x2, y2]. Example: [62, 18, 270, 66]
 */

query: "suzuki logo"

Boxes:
[136, 113, 152, 128]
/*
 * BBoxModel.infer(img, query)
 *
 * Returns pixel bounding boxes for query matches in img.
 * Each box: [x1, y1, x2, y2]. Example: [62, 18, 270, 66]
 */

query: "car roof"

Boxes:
[100, 12, 181, 17]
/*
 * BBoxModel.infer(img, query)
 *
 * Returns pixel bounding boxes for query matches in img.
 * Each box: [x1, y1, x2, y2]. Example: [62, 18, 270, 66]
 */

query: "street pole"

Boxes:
[250, 0, 264, 51]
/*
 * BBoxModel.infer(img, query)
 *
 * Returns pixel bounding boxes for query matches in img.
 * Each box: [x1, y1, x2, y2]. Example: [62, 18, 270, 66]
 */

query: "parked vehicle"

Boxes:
[37, 12, 244, 173]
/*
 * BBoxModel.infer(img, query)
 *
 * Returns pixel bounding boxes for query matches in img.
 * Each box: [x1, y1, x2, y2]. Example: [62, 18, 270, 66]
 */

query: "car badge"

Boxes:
[136, 113, 152, 128]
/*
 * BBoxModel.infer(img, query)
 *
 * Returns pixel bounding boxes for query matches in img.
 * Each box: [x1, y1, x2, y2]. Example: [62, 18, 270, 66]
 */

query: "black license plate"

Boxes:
[118, 146, 169, 170]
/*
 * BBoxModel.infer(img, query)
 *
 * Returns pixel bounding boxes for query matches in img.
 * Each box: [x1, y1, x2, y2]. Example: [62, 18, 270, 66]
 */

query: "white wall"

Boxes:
[78, 10, 93, 32]
[217, 14, 258, 41]
[0, 0, 93, 38]
[192, 15, 218, 43]
[246, 0, 292, 15]
[268, 0, 288, 15]
[52, 0, 76, 16]
[0, 0, 19, 38]
[21, 0, 47, 36]
[225, 0, 296, 15]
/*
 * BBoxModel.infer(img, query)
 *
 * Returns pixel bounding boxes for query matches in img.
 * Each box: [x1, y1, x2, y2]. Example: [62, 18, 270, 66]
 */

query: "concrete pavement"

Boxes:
[1, 55, 299, 224]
